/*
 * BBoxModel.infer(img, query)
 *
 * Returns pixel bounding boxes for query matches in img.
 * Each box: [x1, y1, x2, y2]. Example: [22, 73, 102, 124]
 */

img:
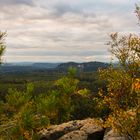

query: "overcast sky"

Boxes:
[0, 0, 139, 62]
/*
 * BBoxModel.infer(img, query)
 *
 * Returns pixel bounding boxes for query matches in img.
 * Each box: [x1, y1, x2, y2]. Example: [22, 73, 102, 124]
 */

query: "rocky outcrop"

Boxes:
[59, 130, 87, 140]
[39, 118, 105, 140]
[39, 118, 131, 140]
[103, 129, 133, 140]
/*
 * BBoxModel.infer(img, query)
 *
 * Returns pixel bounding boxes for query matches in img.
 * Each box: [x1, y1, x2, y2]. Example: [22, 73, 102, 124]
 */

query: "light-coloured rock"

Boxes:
[58, 130, 87, 140]
[39, 118, 133, 140]
[39, 118, 105, 140]
[103, 129, 132, 140]
[80, 121, 103, 134]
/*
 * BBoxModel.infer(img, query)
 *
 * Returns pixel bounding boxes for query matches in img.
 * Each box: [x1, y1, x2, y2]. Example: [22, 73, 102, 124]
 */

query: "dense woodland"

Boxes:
[0, 62, 108, 101]
[0, 5, 140, 140]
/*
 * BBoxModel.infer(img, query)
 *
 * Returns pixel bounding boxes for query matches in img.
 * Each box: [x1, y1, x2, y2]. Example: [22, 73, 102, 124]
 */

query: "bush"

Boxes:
[99, 32, 140, 139]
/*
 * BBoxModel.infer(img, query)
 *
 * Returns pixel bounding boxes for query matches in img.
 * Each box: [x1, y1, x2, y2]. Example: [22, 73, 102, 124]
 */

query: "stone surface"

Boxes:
[39, 118, 132, 140]
[103, 129, 132, 140]
[39, 118, 105, 140]
[59, 130, 87, 140]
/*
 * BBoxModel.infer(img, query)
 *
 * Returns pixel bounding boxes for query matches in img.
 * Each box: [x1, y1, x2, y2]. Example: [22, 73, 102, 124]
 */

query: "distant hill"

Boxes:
[2, 62, 60, 68]
[56, 61, 109, 72]
[32, 63, 60, 69]
[0, 62, 109, 74]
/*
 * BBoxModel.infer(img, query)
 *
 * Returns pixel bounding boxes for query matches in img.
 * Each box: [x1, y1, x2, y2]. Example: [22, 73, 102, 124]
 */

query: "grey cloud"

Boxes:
[0, 0, 106, 28]
[7, 48, 108, 57]
[52, 3, 81, 17]
[6, 43, 38, 49]
[0, 0, 34, 6]
[1, 0, 137, 62]
[41, 1, 96, 21]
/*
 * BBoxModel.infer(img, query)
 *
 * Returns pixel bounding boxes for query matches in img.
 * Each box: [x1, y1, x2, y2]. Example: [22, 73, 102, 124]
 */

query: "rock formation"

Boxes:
[39, 118, 130, 140]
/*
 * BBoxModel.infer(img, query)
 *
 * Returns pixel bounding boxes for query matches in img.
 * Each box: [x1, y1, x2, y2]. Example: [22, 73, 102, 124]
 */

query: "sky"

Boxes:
[0, 0, 139, 63]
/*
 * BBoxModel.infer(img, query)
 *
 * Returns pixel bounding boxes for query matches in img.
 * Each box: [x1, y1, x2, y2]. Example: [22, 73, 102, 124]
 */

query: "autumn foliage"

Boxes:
[99, 32, 140, 139]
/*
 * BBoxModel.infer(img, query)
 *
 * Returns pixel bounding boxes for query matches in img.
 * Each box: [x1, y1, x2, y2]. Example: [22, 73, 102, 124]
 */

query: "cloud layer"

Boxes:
[0, 0, 139, 62]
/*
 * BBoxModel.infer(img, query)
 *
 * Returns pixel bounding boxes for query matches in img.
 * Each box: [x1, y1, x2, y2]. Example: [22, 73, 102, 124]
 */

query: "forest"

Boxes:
[0, 4, 140, 140]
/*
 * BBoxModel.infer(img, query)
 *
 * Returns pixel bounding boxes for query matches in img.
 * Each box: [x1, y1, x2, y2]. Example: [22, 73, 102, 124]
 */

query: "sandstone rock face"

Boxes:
[39, 118, 105, 140]
[59, 130, 87, 140]
[103, 129, 132, 140]
[39, 118, 131, 140]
